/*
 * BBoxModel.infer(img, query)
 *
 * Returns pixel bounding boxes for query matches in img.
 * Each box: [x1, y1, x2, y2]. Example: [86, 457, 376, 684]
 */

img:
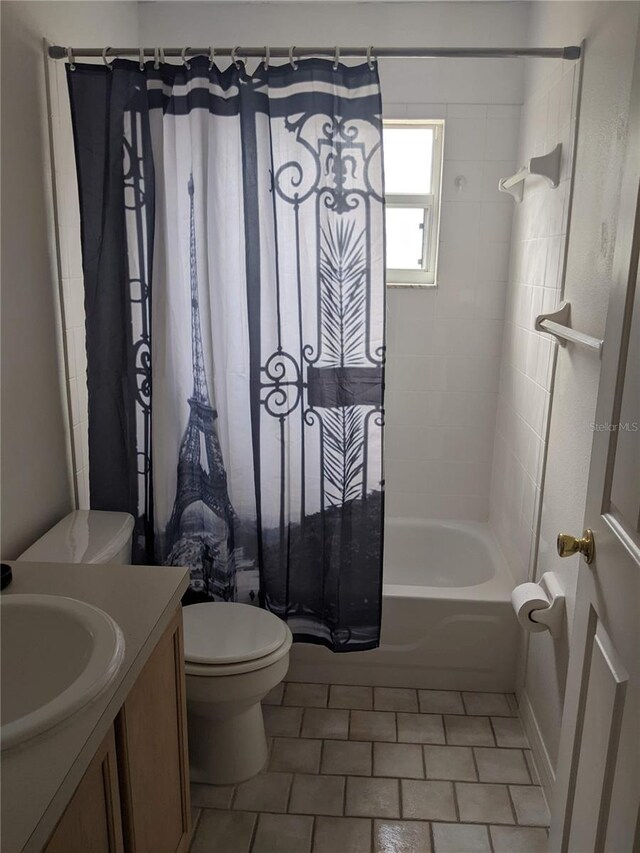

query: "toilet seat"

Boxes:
[183, 602, 292, 677]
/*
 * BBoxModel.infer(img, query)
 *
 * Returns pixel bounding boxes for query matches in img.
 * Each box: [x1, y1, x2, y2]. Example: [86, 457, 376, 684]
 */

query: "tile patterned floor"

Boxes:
[189, 682, 550, 853]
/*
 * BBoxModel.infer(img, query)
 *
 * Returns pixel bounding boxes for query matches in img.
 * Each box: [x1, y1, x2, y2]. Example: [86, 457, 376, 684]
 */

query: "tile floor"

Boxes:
[189, 682, 550, 853]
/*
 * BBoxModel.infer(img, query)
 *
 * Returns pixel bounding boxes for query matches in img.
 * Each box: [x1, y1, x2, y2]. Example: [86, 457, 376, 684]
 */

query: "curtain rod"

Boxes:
[48, 45, 582, 61]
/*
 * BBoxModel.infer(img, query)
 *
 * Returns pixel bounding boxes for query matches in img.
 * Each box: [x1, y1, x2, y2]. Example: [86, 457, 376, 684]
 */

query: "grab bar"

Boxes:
[535, 302, 604, 355]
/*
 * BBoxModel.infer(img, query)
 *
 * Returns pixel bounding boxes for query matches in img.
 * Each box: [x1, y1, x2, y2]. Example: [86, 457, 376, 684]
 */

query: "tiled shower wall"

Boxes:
[385, 103, 519, 521]
[489, 60, 579, 584]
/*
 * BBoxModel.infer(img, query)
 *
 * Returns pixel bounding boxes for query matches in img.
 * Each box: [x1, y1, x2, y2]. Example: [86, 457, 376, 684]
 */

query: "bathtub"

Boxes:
[287, 519, 519, 692]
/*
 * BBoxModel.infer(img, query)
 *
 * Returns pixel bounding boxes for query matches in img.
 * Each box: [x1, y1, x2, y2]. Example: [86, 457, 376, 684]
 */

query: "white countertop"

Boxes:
[0, 560, 190, 853]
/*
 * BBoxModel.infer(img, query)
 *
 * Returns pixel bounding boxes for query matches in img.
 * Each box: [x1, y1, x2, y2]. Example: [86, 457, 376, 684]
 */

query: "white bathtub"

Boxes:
[287, 519, 519, 692]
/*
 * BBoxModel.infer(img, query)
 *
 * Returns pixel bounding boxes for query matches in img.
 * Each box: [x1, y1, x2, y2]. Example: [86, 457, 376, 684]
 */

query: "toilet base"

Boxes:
[188, 700, 268, 785]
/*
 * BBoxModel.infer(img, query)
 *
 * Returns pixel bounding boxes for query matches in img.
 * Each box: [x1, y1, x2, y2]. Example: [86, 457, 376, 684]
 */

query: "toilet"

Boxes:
[18, 510, 292, 786]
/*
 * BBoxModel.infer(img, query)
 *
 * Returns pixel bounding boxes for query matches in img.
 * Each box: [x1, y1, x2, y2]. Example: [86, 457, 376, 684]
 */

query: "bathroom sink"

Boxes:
[1, 594, 125, 750]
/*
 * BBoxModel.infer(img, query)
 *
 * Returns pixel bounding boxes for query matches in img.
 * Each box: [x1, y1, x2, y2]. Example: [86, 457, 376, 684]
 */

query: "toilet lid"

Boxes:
[182, 602, 289, 665]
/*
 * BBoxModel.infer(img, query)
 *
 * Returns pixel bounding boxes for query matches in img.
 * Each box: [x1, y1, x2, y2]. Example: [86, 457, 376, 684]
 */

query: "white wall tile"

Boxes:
[475, 282, 507, 320]
[439, 202, 481, 244]
[482, 161, 517, 203]
[77, 468, 90, 511]
[447, 104, 488, 119]
[386, 100, 520, 518]
[487, 105, 521, 119]
[441, 161, 484, 203]
[68, 378, 80, 427]
[488, 65, 578, 584]
[479, 203, 513, 243]
[385, 492, 489, 522]
[434, 284, 477, 319]
[403, 103, 447, 120]
[444, 117, 488, 161]
[484, 117, 521, 161]
[478, 242, 510, 282]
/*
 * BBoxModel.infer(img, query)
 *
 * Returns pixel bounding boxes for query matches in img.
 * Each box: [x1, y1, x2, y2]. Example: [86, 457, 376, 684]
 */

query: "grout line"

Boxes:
[428, 819, 436, 852]
[488, 715, 500, 748]
[191, 807, 202, 837]
[506, 784, 520, 826]
[309, 815, 316, 853]
[488, 715, 497, 747]
[452, 779, 461, 823]
[318, 738, 325, 775]
[285, 772, 295, 814]
[522, 747, 533, 784]
[486, 822, 496, 853]
[470, 748, 481, 789]
[247, 812, 259, 852]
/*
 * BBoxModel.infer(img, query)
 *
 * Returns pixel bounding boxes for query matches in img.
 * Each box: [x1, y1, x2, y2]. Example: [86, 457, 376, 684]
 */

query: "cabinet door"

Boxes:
[116, 608, 191, 853]
[44, 727, 123, 853]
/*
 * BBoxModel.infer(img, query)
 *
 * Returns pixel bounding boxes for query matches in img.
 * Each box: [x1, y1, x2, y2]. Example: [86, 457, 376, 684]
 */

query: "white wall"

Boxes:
[0, 1, 139, 557]
[514, 0, 640, 801]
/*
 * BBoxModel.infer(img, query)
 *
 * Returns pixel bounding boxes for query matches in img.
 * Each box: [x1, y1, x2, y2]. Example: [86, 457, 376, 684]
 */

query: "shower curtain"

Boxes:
[67, 55, 385, 651]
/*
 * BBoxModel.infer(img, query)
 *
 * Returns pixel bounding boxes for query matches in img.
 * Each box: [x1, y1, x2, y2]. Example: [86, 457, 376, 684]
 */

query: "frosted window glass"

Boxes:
[383, 128, 434, 194]
[386, 208, 425, 269]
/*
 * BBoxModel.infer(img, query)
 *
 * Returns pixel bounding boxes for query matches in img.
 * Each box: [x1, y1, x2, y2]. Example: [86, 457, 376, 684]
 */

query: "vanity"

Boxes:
[0, 560, 191, 853]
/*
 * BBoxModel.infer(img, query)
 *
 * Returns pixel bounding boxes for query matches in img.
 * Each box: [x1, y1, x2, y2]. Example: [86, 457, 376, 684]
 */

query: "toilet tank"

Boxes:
[18, 511, 135, 565]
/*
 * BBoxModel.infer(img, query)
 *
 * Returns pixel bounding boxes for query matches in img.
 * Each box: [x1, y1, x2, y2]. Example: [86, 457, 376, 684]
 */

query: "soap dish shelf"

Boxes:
[499, 143, 562, 202]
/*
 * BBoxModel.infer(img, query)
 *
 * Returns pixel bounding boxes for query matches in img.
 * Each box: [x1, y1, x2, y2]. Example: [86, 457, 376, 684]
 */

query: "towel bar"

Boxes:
[535, 302, 603, 355]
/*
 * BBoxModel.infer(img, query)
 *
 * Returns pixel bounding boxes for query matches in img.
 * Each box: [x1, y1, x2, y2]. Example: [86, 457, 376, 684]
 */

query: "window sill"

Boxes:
[386, 281, 438, 289]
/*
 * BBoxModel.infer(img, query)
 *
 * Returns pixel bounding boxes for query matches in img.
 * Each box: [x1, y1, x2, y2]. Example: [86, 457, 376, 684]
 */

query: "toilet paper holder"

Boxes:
[529, 572, 565, 638]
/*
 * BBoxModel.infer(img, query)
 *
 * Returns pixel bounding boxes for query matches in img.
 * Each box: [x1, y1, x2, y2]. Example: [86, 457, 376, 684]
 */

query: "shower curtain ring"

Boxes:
[159, 47, 166, 65]
[333, 46, 340, 70]
[139, 47, 145, 71]
[264, 45, 270, 70]
[153, 47, 161, 70]
[208, 46, 215, 70]
[67, 46, 76, 71]
[102, 46, 113, 70]
[181, 46, 191, 69]
[367, 46, 376, 70]
[231, 46, 243, 69]
[289, 46, 298, 70]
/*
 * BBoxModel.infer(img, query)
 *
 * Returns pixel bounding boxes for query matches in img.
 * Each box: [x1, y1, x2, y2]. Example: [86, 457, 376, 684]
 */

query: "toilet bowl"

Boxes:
[183, 601, 292, 785]
[19, 511, 292, 787]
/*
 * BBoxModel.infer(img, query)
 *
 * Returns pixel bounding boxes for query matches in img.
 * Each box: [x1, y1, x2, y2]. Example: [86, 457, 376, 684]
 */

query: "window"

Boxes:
[383, 120, 444, 286]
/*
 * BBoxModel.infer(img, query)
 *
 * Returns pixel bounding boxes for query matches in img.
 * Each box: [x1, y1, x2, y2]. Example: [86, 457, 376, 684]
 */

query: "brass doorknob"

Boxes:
[557, 529, 595, 564]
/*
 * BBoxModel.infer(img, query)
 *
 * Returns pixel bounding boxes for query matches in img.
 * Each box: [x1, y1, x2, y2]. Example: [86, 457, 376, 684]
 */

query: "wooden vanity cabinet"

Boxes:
[115, 607, 191, 853]
[44, 727, 123, 853]
[43, 607, 191, 853]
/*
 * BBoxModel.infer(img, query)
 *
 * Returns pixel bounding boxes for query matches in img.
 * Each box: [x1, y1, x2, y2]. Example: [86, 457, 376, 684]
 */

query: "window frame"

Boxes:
[383, 119, 445, 287]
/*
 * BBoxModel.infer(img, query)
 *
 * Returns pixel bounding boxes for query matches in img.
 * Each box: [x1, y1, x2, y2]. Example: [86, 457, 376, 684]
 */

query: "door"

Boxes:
[548, 46, 640, 853]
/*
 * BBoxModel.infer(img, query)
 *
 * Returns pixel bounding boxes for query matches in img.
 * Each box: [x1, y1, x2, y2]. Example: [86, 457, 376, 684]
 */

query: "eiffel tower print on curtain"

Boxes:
[164, 175, 236, 600]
